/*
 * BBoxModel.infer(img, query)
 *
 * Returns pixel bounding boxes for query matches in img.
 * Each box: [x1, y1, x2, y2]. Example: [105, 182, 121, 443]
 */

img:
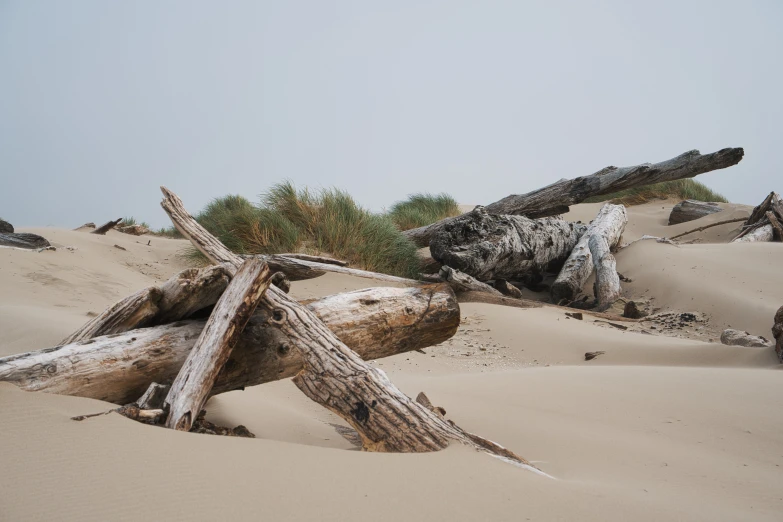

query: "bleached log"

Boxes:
[668, 200, 723, 225]
[277, 253, 348, 266]
[731, 224, 774, 243]
[403, 148, 744, 247]
[165, 258, 271, 431]
[429, 206, 586, 281]
[0, 285, 459, 404]
[551, 203, 627, 303]
[92, 218, 122, 235]
[61, 265, 232, 345]
[589, 234, 621, 311]
[160, 187, 540, 469]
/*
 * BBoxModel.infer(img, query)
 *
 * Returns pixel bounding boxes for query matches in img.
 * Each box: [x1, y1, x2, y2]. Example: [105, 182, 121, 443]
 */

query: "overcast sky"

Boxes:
[1, 1, 781, 229]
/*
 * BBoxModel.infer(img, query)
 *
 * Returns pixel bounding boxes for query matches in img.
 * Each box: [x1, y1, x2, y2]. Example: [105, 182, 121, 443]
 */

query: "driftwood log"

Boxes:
[551, 203, 627, 302]
[589, 234, 621, 311]
[732, 224, 774, 243]
[0, 285, 459, 404]
[61, 265, 232, 345]
[773, 306, 783, 363]
[731, 192, 783, 243]
[160, 187, 541, 468]
[165, 258, 271, 431]
[668, 200, 723, 225]
[404, 148, 744, 247]
[0, 218, 13, 234]
[92, 218, 123, 235]
[430, 206, 586, 280]
[0, 232, 51, 250]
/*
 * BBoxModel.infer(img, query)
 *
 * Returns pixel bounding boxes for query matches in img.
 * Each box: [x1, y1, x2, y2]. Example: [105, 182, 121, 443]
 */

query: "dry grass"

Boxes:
[584, 179, 728, 206]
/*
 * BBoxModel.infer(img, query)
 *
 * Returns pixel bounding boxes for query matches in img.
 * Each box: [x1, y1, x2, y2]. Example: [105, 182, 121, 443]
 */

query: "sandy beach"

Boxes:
[1, 201, 782, 521]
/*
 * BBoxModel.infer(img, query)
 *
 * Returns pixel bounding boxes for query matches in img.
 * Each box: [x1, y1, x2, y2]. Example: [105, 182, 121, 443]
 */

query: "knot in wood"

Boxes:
[271, 308, 286, 324]
[277, 343, 290, 356]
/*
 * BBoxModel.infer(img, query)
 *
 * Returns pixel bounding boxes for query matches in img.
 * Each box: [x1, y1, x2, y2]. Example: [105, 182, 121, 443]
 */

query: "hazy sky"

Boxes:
[1, 1, 781, 229]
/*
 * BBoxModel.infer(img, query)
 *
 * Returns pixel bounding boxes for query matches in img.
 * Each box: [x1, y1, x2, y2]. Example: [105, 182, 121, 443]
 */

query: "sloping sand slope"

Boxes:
[1, 205, 781, 521]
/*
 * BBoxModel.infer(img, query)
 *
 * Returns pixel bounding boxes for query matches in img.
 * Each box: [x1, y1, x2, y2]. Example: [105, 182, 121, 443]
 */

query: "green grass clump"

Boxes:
[152, 226, 183, 238]
[389, 193, 461, 230]
[185, 182, 422, 278]
[584, 179, 727, 206]
[120, 216, 151, 229]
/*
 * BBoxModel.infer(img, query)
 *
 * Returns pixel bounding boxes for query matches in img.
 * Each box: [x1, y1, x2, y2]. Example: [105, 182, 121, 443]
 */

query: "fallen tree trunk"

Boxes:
[0, 285, 459, 404]
[160, 187, 540, 469]
[0, 232, 51, 250]
[551, 203, 626, 303]
[668, 200, 723, 225]
[430, 206, 586, 280]
[435, 266, 504, 296]
[732, 224, 774, 243]
[92, 218, 123, 235]
[61, 265, 232, 345]
[589, 234, 621, 311]
[403, 148, 744, 246]
[165, 258, 271, 431]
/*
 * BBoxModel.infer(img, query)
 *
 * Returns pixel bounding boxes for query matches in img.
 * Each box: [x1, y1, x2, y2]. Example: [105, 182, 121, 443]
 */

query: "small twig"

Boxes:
[584, 351, 606, 361]
[668, 218, 746, 240]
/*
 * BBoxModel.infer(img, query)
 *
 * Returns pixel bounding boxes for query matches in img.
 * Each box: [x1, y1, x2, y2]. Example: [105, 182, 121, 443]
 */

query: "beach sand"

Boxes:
[1, 202, 781, 521]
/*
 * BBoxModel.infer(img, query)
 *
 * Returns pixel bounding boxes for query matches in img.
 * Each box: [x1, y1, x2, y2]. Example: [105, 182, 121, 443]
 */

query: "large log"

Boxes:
[403, 148, 744, 247]
[551, 203, 627, 302]
[160, 187, 541, 469]
[732, 224, 774, 243]
[165, 258, 271, 431]
[668, 200, 723, 225]
[0, 232, 51, 250]
[61, 265, 232, 345]
[589, 234, 621, 311]
[429, 206, 586, 281]
[0, 285, 459, 405]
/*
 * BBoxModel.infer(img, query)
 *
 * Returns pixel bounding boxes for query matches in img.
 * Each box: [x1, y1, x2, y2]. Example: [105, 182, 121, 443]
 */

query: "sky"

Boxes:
[1, 0, 781, 229]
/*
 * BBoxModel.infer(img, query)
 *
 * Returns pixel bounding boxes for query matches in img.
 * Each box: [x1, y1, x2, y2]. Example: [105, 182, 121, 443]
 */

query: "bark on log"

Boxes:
[61, 265, 232, 345]
[668, 200, 723, 225]
[92, 218, 123, 235]
[551, 203, 627, 302]
[0, 233, 51, 250]
[589, 234, 621, 311]
[773, 306, 783, 363]
[732, 224, 774, 243]
[403, 148, 744, 247]
[160, 187, 540, 469]
[430, 206, 586, 281]
[766, 211, 783, 241]
[165, 258, 271, 431]
[0, 285, 459, 404]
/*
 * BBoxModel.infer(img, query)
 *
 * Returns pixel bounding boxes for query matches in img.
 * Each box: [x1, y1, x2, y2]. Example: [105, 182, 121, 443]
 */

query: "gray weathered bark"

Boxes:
[403, 148, 744, 247]
[732, 224, 774, 243]
[61, 265, 232, 345]
[430, 206, 586, 281]
[0, 232, 51, 250]
[92, 218, 123, 235]
[551, 203, 627, 302]
[165, 258, 271, 431]
[773, 306, 783, 363]
[668, 200, 723, 225]
[0, 284, 459, 405]
[589, 234, 621, 311]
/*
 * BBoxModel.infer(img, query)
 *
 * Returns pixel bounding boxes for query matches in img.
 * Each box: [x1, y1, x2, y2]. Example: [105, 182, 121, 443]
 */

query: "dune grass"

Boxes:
[389, 193, 461, 230]
[584, 179, 727, 206]
[184, 182, 423, 278]
[119, 216, 151, 229]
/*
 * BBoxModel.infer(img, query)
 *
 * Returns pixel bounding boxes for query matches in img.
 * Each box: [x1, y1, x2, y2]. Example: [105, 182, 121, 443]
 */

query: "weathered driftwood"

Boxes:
[404, 148, 744, 247]
[118, 224, 150, 236]
[457, 291, 541, 309]
[277, 253, 348, 266]
[731, 192, 783, 242]
[492, 279, 523, 299]
[765, 211, 783, 241]
[668, 217, 747, 240]
[60, 265, 232, 345]
[589, 234, 621, 311]
[92, 218, 123, 235]
[0, 218, 13, 234]
[0, 232, 51, 250]
[0, 285, 458, 404]
[773, 306, 783, 363]
[668, 200, 723, 225]
[430, 206, 586, 281]
[137, 383, 170, 409]
[732, 224, 774, 243]
[551, 203, 626, 302]
[161, 187, 540, 469]
[165, 258, 271, 431]
[436, 266, 504, 296]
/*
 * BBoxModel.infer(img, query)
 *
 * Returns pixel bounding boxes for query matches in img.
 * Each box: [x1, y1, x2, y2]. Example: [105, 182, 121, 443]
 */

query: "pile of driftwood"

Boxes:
[730, 192, 783, 243]
[80, 218, 150, 236]
[0, 188, 549, 471]
[413, 148, 744, 311]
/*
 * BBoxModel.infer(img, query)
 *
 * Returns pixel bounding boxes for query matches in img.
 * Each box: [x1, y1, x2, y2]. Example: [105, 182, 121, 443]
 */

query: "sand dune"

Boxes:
[1, 203, 781, 521]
